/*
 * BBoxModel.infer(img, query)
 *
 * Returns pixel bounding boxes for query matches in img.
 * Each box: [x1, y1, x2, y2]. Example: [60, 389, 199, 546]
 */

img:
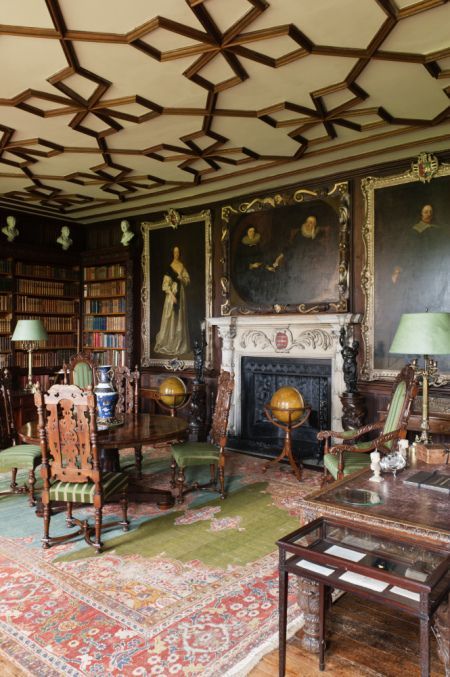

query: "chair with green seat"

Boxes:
[170, 370, 234, 504]
[34, 382, 129, 553]
[318, 364, 418, 483]
[63, 351, 97, 389]
[0, 368, 41, 506]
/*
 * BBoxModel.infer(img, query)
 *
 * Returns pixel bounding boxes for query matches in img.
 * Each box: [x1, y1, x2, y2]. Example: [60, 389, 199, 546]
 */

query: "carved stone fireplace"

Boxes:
[208, 314, 361, 460]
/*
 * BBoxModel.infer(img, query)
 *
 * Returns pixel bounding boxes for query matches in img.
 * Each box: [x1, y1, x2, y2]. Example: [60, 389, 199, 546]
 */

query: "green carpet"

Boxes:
[59, 480, 300, 567]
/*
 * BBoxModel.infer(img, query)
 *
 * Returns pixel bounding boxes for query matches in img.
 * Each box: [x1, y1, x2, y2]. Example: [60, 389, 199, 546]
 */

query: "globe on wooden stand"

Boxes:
[263, 386, 311, 481]
[158, 376, 189, 416]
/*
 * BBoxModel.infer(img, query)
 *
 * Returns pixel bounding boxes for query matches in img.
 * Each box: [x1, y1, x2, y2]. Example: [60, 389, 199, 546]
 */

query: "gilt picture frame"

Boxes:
[361, 154, 450, 380]
[220, 182, 350, 315]
[141, 209, 212, 368]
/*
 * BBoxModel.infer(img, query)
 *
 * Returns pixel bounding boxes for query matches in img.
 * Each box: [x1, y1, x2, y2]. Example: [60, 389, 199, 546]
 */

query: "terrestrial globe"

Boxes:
[159, 376, 187, 408]
[270, 386, 304, 424]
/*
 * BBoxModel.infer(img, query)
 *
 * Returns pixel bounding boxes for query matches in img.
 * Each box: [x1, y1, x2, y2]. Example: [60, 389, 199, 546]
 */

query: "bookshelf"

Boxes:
[82, 262, 127, 367]
[0, 257, 13, 368]
[14, 261, 80, 388]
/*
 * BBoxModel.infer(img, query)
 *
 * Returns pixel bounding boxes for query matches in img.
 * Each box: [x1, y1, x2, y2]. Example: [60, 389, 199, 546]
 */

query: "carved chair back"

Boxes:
[112, 365, 140, 416]
[0, 368, 16, 449]
[34, 383, 100, 486]
[382, 364, 418, 448]
[209, 370, 234, 447]
[63, 351, 98, 389]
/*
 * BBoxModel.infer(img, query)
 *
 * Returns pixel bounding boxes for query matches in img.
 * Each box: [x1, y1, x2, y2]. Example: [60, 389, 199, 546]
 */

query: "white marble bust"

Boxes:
[120, 220, 134, 246]
[2, 215, 19, 242]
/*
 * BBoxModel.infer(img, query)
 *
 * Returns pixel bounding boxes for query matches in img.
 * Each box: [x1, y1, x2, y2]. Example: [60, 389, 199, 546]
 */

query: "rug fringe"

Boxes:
[224, 613, 304, 676]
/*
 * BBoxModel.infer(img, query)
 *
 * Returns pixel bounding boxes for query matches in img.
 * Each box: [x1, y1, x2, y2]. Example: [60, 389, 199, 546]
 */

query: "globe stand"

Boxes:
[263, 404, 311, 481]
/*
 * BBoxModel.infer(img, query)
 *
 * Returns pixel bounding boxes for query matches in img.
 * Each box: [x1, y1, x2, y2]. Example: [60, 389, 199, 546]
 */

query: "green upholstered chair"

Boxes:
[111, 365, 142, 476]
[318, 365, 418, 482]
[63, 351, 97, 389]
[0, 368, 41, 506]
[34, 383, 129, 553]
[170, 370, 234, 504]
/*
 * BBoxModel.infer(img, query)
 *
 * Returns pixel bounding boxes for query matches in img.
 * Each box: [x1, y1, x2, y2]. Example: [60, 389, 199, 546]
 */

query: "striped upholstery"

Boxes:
[324, 451, 371, 479]
[49, 472, 128, 503]
[0, 444, 41, 471]
[382, 380, 406, 449]
[172, 442, 220, 468]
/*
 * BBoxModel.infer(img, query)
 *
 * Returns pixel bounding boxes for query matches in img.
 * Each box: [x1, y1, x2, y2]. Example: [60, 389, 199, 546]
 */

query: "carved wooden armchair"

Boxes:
[63, 351, 97, 389]
[34, 383, 129, 552]
[318, 365, 418, 482]
[0, 368, 41, 505]
[170, 370, 234, 503]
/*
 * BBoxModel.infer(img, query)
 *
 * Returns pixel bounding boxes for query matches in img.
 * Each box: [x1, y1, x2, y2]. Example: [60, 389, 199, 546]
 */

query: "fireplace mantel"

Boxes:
[208, 314, 362, 436]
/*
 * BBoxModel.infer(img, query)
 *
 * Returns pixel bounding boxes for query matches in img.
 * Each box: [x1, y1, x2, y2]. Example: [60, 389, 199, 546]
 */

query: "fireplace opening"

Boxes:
[228, 356, 331, 463]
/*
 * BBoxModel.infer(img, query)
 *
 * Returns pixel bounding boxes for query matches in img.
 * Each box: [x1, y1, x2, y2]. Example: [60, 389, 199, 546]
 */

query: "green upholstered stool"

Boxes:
[0, 444, 42, 505]
[170, 371, 234, 504]
[0, 369, 41, 506]
[318, 365, 418, 482]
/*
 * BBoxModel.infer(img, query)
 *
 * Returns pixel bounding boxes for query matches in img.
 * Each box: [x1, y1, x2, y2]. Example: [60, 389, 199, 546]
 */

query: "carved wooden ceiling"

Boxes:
[0, 0, 449, 223]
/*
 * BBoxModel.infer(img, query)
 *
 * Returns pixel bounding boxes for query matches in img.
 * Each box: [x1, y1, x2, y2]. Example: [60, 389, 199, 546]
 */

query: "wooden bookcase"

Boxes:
[82, 262, 128, 367]
[14, 260, 80, 389]
[0, 257, 13, 368]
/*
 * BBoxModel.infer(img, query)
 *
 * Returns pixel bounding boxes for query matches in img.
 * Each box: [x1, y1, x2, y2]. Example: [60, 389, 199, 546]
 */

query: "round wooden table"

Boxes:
[20, 413, 188, 509]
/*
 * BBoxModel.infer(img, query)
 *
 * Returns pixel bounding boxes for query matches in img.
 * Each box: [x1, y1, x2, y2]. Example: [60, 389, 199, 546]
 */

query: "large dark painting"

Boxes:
[361, 154, 450, 379]
[220, 182, 350, 315]
[141, 210, 212, 367]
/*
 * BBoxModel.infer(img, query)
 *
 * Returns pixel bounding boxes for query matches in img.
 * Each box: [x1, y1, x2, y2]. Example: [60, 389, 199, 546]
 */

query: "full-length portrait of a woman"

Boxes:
[154, 245, 191, 355]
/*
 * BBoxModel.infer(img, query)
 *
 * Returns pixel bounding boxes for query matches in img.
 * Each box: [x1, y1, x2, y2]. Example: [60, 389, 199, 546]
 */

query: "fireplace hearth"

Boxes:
[208, 312, 361, 465]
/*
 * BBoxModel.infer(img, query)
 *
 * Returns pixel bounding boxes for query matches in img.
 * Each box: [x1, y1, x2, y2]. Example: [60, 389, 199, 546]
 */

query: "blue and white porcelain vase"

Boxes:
[94, 365, 118, 428]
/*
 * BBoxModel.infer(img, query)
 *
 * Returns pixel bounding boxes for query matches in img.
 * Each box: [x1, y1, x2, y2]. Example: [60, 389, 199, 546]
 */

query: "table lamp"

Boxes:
[389, 312, 450, 444]
[11, 319, 48, 391]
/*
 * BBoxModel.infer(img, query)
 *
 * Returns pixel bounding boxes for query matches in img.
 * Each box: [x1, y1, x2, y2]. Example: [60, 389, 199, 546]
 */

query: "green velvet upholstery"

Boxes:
[381, 380, 406, 447]
[324, 451, 371, 478]
[73, 362, 94, 388]
[171, 442, 220, 468]
[49, 472, 128, 503]
[0, 445, 41, 471]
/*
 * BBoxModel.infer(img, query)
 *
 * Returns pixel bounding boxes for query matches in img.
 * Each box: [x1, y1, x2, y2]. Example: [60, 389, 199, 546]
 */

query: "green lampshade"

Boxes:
[11, 319, 48, 342]
[390, 312, 450, 355]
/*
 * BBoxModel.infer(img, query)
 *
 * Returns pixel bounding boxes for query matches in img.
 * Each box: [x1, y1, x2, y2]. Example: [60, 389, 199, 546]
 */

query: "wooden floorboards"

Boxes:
[250, 593, 445, 676]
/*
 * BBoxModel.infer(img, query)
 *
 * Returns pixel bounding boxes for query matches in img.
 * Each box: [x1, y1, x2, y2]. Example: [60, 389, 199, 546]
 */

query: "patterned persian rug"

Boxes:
[0, 450, 321, 676]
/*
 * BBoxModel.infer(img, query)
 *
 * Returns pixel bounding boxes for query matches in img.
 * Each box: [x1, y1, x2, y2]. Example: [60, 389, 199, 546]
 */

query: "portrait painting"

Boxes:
[361, 155, 450, 379]
[220, 182, 350, 315]
[141, 210, 212, 367]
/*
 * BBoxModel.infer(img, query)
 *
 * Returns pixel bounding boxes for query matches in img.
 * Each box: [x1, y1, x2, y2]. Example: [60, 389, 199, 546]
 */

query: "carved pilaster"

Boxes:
[340, 391, 367, 430]
[188, 382, 207, 442]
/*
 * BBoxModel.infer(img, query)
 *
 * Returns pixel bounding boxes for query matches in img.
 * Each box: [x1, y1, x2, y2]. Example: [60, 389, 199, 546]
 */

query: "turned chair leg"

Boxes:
[209, 463, 216, 487]
[42, 503, 51, 549]
[218, 465, 225, 499]
[176, 466, 185, 504]
[10, 467, 18, 492]
[135, 445, 143, 479]
[66, 502, 74, 527]
[170, 457, 177, 488]
[94, 507, 103, 554]
[28, 468, 36, 506]
[120, 493, 129, 531]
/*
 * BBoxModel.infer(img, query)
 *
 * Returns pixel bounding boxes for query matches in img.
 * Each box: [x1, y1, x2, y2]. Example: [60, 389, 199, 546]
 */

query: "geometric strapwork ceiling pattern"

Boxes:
[0, 0, 449, 222]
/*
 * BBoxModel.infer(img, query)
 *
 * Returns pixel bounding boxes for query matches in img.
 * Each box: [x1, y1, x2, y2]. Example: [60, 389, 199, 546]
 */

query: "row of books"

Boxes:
[0, 336, 11, 351]
[84, 298, 126, 314]
[83, 281, 126, 297]
[15, 262, 79, 281]
[0, 297, 10, 312]
[92, 349, 126, 367]
[16, 349, 73, 368]
[84, 332, 125, 348]
[0, 259, 12, 275]
[17, 279, 78, 298]
[84, 264, 126, 281]
[0, 318, 11, 332]
[84, 316, 126, 331]
[16, 297, 76, 314]
[18, 315, 76, 332]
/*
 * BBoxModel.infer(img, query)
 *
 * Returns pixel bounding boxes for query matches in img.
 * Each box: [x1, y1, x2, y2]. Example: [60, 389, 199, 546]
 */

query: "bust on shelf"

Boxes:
[57, 225, 72, 251]
[120, 220, 134, 247]
[2, 215, 19, 242]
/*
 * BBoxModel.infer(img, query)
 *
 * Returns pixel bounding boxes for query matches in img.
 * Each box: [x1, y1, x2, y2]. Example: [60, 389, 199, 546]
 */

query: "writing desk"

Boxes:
[298, 452, 450, 671]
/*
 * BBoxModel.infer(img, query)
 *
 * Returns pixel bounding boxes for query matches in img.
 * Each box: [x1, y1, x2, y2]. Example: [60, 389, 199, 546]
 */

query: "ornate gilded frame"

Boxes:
[361, 153, 450, 380]
[220, 181, 350, 315]
[141, 209, 213, 368]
